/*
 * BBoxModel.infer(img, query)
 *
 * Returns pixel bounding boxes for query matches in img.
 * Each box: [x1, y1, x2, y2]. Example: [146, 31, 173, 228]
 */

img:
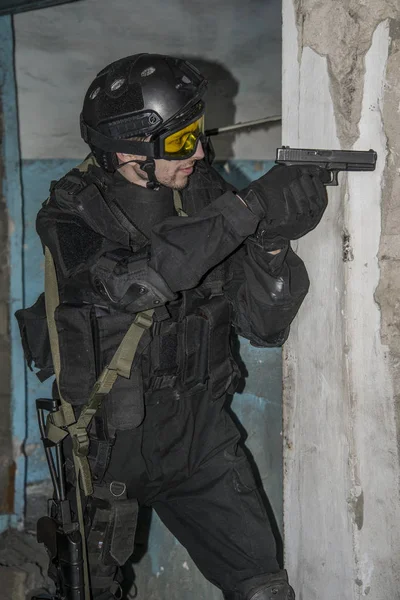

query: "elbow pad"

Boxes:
[90, 256, 176, 312]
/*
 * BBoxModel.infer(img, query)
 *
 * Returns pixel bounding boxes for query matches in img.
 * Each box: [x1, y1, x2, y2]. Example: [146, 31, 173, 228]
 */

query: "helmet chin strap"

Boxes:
[117, 157, 160, 191]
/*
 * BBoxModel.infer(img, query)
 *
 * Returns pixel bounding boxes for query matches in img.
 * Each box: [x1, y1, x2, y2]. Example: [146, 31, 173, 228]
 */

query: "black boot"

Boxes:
[224, 570, 295, 600]
[246, 572, 295, 600]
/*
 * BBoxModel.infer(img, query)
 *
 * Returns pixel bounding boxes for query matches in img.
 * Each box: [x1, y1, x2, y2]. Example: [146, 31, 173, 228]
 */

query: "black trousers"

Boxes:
[91, 386, 280, 599]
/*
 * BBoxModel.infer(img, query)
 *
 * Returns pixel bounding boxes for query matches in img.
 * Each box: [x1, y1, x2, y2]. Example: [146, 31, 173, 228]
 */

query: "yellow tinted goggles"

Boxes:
[163, 116, 205, 158]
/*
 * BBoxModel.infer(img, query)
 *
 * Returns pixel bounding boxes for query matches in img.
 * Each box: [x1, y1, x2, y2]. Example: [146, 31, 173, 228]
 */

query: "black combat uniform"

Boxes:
[36, 155, 308, 600]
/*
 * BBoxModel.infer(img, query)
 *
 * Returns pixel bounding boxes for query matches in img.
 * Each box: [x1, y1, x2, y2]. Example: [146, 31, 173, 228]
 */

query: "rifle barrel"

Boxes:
[206, 115, 282, 136]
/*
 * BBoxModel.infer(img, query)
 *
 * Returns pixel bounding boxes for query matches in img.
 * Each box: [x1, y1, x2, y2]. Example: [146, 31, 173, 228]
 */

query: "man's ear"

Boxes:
[117, 152, 135, 164]
[117, 152, 147, 165]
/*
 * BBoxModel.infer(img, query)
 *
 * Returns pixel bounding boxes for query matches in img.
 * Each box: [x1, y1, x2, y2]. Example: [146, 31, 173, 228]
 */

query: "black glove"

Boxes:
[241, 165, 329, 242]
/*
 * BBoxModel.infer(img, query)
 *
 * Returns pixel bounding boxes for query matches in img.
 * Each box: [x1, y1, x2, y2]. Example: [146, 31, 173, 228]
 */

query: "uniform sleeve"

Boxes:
[224, 239, 310, 347]
[148, 189, 259, 291]
[36, 186, 260, 313]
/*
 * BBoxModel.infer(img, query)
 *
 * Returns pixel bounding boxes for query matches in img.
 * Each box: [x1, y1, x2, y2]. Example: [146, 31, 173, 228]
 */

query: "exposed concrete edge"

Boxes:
[345, 20, 400, 596]
[374, 19, 400, 460]
[292, 0, 400, 148]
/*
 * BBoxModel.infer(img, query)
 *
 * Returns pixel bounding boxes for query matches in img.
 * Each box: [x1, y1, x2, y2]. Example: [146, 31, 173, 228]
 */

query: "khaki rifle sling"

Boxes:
[173, 190, 188, 217]
[44, 247, 154, 599]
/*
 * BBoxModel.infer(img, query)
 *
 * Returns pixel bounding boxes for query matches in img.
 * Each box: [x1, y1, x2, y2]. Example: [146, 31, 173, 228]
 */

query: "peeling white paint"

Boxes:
[283, 43, 351, 600]
[156, 566, 165, 578]
[23, 443, 39, 456]
[12, 437, 24, 461]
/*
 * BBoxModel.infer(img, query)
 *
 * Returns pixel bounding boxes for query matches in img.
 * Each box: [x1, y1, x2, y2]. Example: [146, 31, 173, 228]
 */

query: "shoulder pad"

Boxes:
[52, 155, 100, 196]
[53, 169, 85, 196]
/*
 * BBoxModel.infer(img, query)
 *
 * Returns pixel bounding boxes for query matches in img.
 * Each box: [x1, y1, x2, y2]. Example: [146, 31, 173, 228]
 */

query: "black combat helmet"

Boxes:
[80, 53, 207, 185]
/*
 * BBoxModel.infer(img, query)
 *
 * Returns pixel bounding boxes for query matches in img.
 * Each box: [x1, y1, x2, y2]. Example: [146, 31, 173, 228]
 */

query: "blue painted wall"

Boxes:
[22, 160, 77, 484]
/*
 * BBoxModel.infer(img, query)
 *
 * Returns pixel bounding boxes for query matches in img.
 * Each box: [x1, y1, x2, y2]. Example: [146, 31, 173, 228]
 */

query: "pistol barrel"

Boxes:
[276, 147, 377, 171]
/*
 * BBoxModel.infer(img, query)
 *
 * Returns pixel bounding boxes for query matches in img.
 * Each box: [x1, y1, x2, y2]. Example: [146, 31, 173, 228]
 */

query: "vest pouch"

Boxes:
[87, 485, 138, 573]
[15, 293, 54, 381]
[97, 312, 146, 431]
[55, 303, 97, 405]
[183, 313, 209, 389]
[106, 366, 144, 432]
[150, 321, 178, 376]
[200, 296, 239, 400]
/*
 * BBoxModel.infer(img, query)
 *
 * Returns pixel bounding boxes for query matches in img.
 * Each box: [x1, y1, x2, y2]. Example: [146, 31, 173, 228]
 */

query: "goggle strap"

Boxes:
[80, 119, 157, 157]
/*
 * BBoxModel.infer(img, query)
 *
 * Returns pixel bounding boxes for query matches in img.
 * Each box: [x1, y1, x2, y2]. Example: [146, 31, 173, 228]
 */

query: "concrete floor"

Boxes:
[0, 482, 55, 600]
[0, 528, 53, 600]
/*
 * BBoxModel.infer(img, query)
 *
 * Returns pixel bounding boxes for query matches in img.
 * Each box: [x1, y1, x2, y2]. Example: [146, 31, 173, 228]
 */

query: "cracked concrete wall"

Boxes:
[282, 1, 400, 599]
[375, 19, 400, 457]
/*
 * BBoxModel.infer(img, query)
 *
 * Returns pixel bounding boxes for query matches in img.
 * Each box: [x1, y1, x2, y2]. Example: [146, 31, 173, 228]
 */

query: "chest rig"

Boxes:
[100, 186, 238, 445]
[34, 158, 238, 480]
[143, 192, 236, 400]
[19, 157, 239, 481]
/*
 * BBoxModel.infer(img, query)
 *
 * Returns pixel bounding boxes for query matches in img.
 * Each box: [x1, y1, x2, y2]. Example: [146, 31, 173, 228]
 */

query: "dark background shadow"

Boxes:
[187, 57, 239, 161]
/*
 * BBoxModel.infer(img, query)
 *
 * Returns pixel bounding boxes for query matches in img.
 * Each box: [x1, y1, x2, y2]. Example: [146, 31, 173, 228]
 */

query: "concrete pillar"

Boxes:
[282, 2, 400, 598]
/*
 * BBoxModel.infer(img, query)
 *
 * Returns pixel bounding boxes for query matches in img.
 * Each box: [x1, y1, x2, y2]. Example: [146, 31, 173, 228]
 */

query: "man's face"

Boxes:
[153, 140, 205, 189]
[117, 128, 205, 189]
[123, 139, 205, 190]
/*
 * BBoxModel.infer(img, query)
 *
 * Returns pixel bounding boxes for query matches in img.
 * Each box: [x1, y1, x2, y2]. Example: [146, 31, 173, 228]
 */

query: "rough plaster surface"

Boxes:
[282, 42, 355, 598]
[293, 0, 400, 147]
[346, 21, 400, 596]
[14, 0, 282, 160]
[283, 0, 400, 597]
[375, 19, 400, 456]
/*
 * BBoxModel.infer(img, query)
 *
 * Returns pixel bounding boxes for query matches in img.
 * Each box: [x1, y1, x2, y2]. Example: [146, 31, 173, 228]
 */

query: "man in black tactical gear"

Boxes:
[36, 53, 328, 600]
